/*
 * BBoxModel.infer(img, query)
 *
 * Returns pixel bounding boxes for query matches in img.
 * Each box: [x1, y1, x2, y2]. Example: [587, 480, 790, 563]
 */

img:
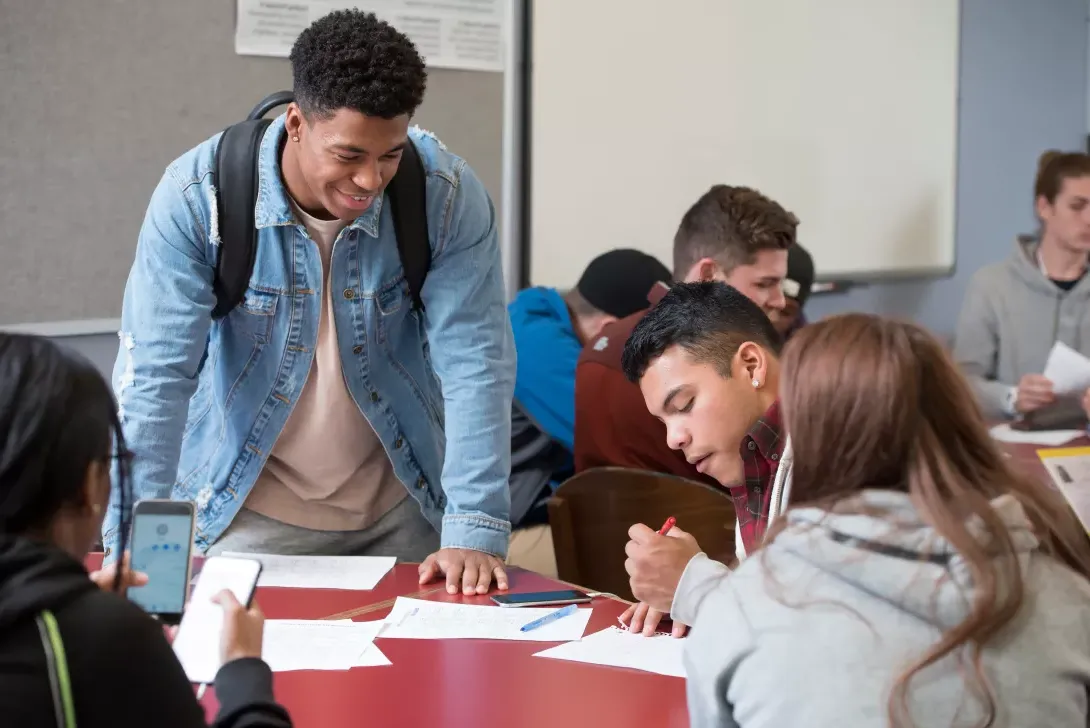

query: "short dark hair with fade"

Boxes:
[290, 10, 428, 120]
[622, 281, 783, 383]
[671, 185, 798, 279]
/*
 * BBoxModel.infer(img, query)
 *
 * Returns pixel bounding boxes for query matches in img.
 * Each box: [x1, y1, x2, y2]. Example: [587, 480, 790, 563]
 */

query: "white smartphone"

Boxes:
[171, 556, 263, 684]
[127, 499, 196, 625]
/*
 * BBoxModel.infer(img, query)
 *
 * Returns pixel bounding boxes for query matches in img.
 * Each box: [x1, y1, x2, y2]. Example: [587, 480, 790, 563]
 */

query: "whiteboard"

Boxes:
[530, 0, 960, 285]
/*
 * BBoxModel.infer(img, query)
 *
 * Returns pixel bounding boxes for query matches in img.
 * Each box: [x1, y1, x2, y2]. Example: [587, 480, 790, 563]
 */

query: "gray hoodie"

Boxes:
[673, 490, 1090, 728]
[954, 236, 1090, 418]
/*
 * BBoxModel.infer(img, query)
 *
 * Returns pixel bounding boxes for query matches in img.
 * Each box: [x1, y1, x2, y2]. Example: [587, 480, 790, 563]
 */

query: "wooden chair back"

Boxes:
[548, 467, 736, 601]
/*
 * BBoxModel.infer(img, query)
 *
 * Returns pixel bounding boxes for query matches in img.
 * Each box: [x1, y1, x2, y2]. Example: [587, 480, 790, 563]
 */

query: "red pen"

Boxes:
[658, 516, 676, 535]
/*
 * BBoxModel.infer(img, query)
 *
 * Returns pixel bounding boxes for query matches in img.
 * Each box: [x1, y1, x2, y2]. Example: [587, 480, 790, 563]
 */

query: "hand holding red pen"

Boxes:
[620, 517, 701, 638]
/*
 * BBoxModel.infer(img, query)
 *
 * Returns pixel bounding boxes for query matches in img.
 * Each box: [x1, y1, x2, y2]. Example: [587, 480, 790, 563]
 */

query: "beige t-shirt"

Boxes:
[245, 202, 406, 531]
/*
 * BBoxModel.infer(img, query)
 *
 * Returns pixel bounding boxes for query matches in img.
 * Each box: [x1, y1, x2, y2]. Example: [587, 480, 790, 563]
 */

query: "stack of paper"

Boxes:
[220, 552, 395, 590]
[534, 626, 686, 678]
[380, 597, 592, 642]
[262, 619, 390, 672]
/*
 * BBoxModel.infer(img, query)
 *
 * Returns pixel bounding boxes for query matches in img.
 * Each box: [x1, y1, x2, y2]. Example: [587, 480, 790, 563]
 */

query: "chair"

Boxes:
[548, 467, 736, 601]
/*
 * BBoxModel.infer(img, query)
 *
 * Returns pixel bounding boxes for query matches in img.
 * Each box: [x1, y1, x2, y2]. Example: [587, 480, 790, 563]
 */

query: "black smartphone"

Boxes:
[491, 589, 592, 608]
[127, 499, 196, 625]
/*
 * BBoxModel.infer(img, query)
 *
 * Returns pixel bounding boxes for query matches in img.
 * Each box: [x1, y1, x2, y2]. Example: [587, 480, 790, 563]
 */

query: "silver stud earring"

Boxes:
[752, 379, 760, 388]
[291, 135, 300, 142]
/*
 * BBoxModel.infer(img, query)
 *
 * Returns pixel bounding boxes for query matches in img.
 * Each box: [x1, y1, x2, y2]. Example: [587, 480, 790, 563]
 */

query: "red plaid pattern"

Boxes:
[726, 400, 786, 554]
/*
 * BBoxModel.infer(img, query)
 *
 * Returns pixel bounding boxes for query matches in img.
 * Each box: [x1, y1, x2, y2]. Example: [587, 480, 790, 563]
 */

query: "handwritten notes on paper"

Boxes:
[220, 553, 395, 591]
[262, 620, 389, 672]
[380, 597, 592, 642]
[534, 626, 686, 678]
[235, 0, 506, 72]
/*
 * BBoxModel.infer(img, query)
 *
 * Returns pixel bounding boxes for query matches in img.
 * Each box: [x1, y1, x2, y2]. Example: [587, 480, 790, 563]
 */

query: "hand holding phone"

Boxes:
[212, 589, 265, 664]
[172, 556, 263, 684]
[127, 499, 196, 625]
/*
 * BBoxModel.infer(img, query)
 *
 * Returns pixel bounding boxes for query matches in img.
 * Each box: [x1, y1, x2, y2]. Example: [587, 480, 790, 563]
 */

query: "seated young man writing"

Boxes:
[617, 281, 791, 636]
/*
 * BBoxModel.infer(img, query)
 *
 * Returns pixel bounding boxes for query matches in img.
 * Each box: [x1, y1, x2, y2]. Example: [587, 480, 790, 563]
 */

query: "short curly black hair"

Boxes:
[290, 10, 427, 120]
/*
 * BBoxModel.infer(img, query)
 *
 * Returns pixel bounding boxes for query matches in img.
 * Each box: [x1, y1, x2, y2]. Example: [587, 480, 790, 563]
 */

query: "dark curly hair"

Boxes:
[290, 10, 428, 120]
[671, 185, 798, 279]
[621, 281, 782, 383]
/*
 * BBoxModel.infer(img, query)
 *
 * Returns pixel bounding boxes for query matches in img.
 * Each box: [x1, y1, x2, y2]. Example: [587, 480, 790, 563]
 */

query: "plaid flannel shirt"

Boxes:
[727, 400, 786, 554]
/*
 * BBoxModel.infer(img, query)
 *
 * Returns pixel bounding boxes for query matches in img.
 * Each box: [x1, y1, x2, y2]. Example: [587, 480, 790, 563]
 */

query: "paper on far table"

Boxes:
[262, 619, 386, 672]
[380, 597, 592, 642]
[534, 626, 686, 678]
[1039, 447, 1090, 533]
[221, 553, 395, 590]
[989, 423, 1084, 447]
[1042, 342, 1090, 396]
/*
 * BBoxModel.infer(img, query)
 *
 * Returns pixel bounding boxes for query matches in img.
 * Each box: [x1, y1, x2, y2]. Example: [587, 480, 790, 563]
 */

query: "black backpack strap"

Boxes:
[386, 140, 431, 313]
[211, 118, 272, 319]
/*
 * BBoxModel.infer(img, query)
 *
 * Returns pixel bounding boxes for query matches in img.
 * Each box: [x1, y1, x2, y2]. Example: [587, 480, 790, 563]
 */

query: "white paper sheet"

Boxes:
[533, 626, 686, 678]
[989, 423, 1084, 447]
[1040, 450, 1090, 533]
[235, 0, 506, 72]
[221, 553, 395, 591]
[262, 619, 386, 672]
[380, 597, 592, 642]
[1042, 341, 1090, 396]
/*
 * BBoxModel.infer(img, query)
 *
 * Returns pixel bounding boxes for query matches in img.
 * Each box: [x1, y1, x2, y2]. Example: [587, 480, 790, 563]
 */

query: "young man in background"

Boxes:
[506, 250, 671, 575]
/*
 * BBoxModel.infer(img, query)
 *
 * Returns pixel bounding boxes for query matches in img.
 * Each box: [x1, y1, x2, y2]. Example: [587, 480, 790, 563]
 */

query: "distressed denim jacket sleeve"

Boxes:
[423, 161, 516, 558]
[103, 167, 217, 555]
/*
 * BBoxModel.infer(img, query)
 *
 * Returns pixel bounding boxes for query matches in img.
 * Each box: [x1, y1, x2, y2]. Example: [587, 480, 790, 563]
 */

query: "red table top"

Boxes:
[84, 555, 688, 728]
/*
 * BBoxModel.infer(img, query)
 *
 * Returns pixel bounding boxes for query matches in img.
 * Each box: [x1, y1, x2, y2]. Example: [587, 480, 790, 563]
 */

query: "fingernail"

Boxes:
[447, 585, 457, 594]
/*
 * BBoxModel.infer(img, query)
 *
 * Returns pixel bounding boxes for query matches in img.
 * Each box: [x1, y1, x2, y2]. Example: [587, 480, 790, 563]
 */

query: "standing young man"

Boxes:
[574, 185, 797, 481]
[105, 11, 515, 595]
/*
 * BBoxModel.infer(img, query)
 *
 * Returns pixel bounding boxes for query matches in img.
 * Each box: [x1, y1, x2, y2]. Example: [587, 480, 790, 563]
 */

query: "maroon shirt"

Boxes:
[731, 400, 786, 554]
[574, 284, 719, 486]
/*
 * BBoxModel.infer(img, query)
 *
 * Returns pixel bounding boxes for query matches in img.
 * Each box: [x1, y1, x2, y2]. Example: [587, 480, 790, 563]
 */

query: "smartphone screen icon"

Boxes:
[127, 499, 195, 624]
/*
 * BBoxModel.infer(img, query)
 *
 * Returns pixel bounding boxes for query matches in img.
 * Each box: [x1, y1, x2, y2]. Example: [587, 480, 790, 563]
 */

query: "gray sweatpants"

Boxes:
[205, 495, 440, 563]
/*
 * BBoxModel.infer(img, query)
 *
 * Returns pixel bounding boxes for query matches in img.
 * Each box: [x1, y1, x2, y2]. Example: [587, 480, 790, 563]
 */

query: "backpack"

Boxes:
[210, 91, 431, 319]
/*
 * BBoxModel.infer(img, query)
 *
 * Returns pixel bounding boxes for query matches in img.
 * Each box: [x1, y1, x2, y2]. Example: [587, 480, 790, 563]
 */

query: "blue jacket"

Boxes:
[506, 287, 579, 524]
[104, 116, 515, 558]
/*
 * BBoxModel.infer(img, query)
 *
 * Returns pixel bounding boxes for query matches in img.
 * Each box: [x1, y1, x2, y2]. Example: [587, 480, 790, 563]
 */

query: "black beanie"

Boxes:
[784, 243, 815, 306]
[576, 249, 672, 318]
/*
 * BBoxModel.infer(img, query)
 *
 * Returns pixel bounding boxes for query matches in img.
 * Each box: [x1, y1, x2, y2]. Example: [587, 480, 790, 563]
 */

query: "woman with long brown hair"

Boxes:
[681, 314, 1090, 728]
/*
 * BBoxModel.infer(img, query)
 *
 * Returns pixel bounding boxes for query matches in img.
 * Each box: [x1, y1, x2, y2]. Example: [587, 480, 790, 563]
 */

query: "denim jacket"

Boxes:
[104, 115, 515, 558]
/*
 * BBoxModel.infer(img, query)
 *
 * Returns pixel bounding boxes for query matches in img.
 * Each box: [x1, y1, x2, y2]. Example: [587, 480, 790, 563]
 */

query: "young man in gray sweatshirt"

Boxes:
[954, 151, 1090, 420]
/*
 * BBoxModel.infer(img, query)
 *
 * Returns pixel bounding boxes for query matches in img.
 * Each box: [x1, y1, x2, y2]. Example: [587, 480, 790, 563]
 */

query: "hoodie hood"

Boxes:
[771, 491, 1038, 630]
[0, 535, 95, 631]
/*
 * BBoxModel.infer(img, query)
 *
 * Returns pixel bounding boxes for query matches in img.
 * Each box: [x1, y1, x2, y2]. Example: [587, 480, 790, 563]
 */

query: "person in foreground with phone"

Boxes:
[684, 315, 1090, 727]
[0, 334, 291, 728]
[617, 282, 792, 637]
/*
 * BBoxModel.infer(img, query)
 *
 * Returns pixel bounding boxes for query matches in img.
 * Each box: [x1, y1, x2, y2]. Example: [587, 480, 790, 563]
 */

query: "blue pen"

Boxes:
[520, 603, 579, 633]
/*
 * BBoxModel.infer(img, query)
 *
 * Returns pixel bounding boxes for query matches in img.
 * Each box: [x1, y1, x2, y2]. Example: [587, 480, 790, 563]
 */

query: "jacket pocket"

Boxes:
[227, 288, 279, 343]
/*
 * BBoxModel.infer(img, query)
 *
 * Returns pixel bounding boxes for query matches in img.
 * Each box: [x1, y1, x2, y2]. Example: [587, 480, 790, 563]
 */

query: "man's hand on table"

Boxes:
[419, 548, 510, 595]
[620, 523, 701, 638]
